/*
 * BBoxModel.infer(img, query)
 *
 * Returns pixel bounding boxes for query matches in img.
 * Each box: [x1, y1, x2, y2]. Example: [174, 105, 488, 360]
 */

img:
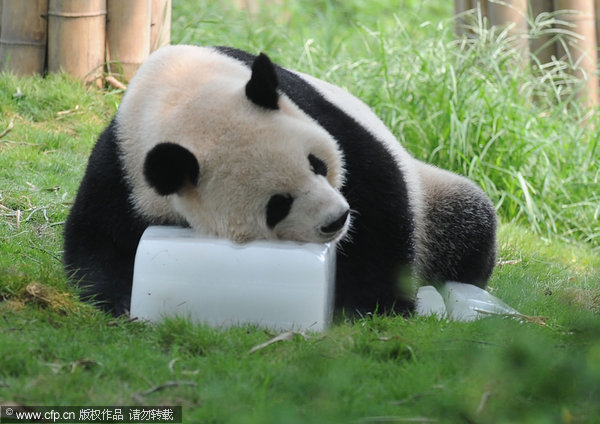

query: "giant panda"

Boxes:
[63, 45, 497, 316]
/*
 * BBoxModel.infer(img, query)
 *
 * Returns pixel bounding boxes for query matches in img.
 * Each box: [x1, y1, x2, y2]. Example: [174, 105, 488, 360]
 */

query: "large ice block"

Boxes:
[130, 226, 336, 332]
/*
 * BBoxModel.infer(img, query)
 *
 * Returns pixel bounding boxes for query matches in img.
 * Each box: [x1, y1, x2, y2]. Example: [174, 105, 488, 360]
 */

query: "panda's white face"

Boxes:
[172, 129, 350, 243]
[117, 46, 350, 244]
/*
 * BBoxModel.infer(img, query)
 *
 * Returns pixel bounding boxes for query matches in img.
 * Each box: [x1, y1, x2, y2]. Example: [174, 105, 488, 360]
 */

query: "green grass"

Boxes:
[1, 241, 599, 423]
[1, 1, 599, 423]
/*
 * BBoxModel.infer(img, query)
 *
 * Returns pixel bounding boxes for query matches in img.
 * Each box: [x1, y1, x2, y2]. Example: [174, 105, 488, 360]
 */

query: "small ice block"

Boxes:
[416, 282, 520, 322]
[130, 226, 336, 332]
[439, 281, 519, 321]
[415, 285, 447, 318]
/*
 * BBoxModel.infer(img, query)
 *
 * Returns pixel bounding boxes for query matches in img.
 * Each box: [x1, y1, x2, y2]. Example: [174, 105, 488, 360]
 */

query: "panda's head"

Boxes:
[125, 49, 350, 243]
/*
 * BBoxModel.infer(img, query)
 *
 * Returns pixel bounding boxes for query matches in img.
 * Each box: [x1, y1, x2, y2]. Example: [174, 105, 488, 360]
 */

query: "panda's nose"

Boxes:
[320, 209, 350, 235]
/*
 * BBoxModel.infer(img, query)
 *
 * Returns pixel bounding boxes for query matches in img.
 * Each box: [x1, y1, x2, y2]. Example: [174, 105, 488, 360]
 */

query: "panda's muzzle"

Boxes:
[320, 209, 350, 236]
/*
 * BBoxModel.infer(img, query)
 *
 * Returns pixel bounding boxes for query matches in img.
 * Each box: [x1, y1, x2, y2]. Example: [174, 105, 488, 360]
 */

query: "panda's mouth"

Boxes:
[318, 231, 347, 243]
[272, 204, 350, 243]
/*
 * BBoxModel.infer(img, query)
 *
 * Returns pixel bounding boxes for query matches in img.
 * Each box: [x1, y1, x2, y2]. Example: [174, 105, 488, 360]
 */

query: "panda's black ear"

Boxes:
[144, 142, 200, 196]
[245, 52, 279, 110]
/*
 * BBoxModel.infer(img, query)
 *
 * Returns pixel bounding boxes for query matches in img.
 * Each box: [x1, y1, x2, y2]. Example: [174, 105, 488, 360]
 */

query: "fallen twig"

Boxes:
[168, 358, 199, 376]
[496, 259, 522, 267]
[137, 380, 198, 397]
[44, 358, 102, 374]
[475, 390, 492, 414]
[26, 182, 60, 193]
[0, 139, 36, 146]
[57, 105, 80, 116]
[0, 121, 14, 138]
[105, 75, 127, 91]
[133, 380, 198, 403]
[249, 331, 306, 354]
[24, 206, 48, 223]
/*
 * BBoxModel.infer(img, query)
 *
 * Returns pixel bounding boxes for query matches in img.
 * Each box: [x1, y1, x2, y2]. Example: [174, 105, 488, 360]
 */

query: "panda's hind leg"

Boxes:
[414, 163, 497, 288]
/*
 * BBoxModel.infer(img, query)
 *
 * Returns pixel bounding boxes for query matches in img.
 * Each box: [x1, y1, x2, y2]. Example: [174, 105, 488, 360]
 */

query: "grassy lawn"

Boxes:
[1, 1, 599, 423]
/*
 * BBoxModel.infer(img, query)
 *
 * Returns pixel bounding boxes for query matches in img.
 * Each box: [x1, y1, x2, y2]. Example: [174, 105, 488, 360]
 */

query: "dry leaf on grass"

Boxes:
[21, 282, 80, 314]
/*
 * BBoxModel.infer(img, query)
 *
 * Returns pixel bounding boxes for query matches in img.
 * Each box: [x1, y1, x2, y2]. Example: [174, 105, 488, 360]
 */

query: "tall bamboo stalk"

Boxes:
[488, 0, 529, 65]
[150, 0, 171, 52]
[0, 0, 48, 75]
[554, 0, 598, 107]
[454, 0, 472, 37]
[107, 0, 150, 82]
[594, 0, 600, 70]
[47, 0, 106, 84]
[529, 0, 556, 65]
[454, 1, 489, 37]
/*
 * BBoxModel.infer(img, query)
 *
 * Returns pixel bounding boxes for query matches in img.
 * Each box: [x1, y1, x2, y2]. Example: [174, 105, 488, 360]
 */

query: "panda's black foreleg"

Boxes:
[334, 236, 417, 318]
[63, 119, 149, 315]
[63, 203, 147, 315]
[65, 246, 135, 315]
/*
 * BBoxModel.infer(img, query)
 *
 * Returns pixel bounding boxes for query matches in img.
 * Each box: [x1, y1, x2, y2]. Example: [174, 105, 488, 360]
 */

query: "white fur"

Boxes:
[115, 45, 348, 243]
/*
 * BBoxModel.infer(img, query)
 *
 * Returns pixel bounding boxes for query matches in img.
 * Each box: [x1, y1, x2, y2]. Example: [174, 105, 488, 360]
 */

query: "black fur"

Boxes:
[144, 142, 200, 195]
[308, 154, 328, 177]
[266, 194, 294, 228]
[245, 53, 279, 110]
[64, 120, 152, 315]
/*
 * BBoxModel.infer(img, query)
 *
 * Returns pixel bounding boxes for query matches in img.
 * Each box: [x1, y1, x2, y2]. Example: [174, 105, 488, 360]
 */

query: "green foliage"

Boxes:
[379, 26, 600, 252]
[0, 1, 599, 423]
[171, 0, 599, 252]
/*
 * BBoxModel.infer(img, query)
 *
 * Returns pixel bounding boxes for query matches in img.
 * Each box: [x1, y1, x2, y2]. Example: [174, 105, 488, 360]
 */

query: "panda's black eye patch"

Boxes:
[266, 194, 294, 229]
[308, 154, 327, 177]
